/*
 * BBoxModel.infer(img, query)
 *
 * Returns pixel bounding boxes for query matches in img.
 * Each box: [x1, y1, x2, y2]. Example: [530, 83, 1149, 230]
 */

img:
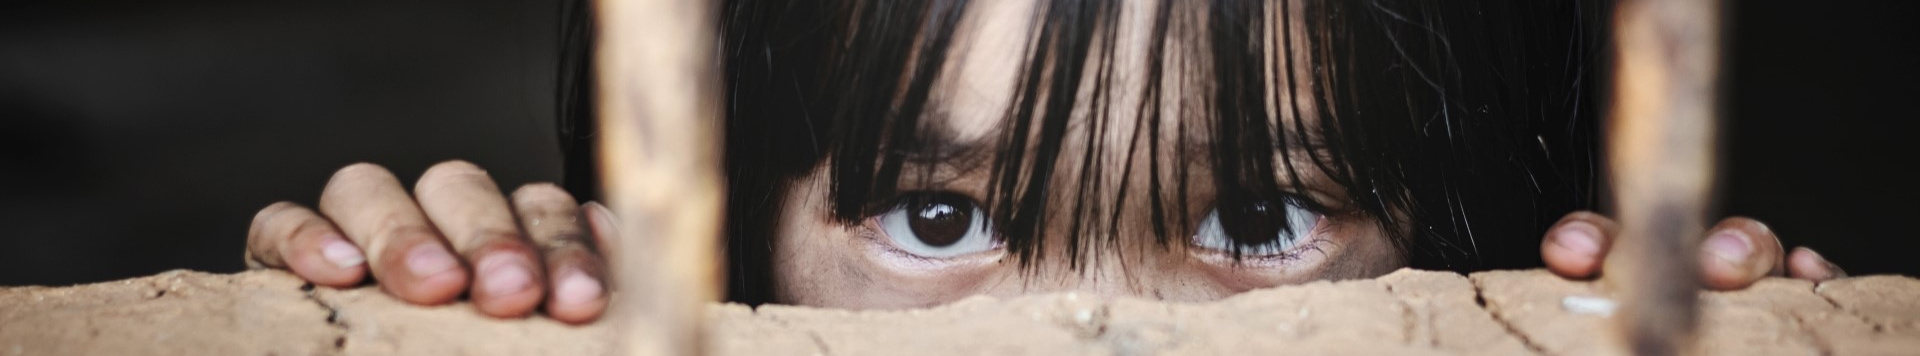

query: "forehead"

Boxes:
[927, 0, 1315, 146]
[931, 0, 1042, 142]
[931, 0, 1178, 140]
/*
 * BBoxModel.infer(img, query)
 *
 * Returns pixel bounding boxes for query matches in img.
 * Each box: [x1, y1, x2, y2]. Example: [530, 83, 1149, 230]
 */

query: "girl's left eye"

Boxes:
[1192, 198, 1322, 257]
[876, 192, 1000, 258]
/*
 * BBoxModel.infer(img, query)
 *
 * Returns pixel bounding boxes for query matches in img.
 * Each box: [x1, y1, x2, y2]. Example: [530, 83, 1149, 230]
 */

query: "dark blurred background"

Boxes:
[1, 0, 1915, 286]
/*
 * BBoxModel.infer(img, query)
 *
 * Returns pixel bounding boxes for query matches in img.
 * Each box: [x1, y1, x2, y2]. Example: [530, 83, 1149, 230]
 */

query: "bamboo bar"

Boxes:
[593, 0, 726, 354]
[1604, 0, 1722, 354]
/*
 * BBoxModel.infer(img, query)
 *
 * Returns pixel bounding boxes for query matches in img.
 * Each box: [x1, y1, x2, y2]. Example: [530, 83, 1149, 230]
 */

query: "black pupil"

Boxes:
[1221, 201, 1291, 247]
[905, 195, 974, 247]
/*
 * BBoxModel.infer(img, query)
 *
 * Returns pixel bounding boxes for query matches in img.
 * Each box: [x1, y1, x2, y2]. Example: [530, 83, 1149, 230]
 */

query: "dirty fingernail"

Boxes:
[1554, 222, 1603, 256]
[1705, 230, 1753, 264]
[554, 272, 602, 306]
[406, 244, 461, 277]
[478, 255, 535, 297]
[320, 234, 365, 268]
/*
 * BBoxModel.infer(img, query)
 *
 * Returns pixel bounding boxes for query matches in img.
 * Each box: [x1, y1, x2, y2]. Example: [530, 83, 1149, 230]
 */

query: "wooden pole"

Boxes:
[1605, 0, 1720, 354]
[594, 0, 725, 354]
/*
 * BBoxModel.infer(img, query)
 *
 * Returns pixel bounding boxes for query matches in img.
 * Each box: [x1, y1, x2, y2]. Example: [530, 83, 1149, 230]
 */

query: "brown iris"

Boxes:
[903, 194, 976, 247]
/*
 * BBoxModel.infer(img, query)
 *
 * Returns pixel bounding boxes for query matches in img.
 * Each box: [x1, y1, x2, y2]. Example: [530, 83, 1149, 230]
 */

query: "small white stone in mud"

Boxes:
[1561, 296, 1617, 316]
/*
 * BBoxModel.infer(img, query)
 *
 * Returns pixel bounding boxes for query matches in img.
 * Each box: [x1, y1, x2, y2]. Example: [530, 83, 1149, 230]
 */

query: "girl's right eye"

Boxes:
[876, 192, 1000, 258]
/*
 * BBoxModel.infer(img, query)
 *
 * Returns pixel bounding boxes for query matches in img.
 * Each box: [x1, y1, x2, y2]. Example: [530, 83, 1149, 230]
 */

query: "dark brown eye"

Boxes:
[877, 192, 998, 258]
[1220, 201, 1286, 247]
[905, 195, 974, 247]
[1192, 198, 1321, 256]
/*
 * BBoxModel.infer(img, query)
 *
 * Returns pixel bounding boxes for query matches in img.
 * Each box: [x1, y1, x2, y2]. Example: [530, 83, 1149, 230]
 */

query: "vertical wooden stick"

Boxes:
[594, 0, 725, 355]
[1605, 0, 1720, 354]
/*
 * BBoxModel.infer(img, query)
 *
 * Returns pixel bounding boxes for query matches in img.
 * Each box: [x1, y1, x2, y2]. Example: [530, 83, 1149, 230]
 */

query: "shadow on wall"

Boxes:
[1, 0, 1916, 286]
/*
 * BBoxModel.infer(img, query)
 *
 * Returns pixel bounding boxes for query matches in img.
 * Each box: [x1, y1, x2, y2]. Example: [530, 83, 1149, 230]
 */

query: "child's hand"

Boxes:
[1540, 211, 1845, 290]
[244, 161, 612, 324]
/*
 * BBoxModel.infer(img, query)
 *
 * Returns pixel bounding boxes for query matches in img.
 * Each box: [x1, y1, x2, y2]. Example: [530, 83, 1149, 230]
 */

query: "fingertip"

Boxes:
[407, 268, 470, 305]
[472, 253, 545, 318]
[1699, 230, 1760, 290]
[285, 232, 368, 288]
[288, 259, 368, 288]
[381, 243, 469, 305]
[546, 270, 608, 324]
[1788, 247, 1845, 281]
[1543, 220, 1605, 279]
[1699, 259, 1756, 290]
[1716, 216, 1775, 238]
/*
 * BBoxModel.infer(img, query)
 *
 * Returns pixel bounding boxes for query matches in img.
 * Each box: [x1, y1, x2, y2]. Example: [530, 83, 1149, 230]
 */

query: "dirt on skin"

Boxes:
[2, 268, 1915, 355]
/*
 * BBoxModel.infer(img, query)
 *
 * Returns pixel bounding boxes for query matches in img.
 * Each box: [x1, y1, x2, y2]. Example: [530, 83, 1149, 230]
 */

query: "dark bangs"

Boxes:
[567, 0, 1602, 302]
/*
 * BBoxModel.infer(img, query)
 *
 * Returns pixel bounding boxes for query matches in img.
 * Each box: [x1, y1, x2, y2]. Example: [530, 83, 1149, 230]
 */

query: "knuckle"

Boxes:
[519, 204, 580, 221]
[285, 218, 336, 245]
[1562, 211, 1609, 223]
[334, 162, 396, 180]
[422, 160, 487, 180]
[328, 163, 400, 190]
[416, 160, 495, 195]
[511, 183, 575, 205]
[319, 164, 405, 212]
[473, 227, 528, 244]
[371, 213, 435, 247]
[252, 201, 302, 227]
[251, 202, 317, 247]
[535, 233, 595, 253]
[511, 184, 581, 220]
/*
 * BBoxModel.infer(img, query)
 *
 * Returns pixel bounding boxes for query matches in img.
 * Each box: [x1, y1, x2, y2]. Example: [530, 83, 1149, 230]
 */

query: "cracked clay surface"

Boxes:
[3, 268, 1915, 355]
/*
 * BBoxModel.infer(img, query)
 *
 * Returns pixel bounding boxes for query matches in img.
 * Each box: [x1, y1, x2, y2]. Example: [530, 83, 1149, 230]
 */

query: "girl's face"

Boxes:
[770, 0, 1406, 309]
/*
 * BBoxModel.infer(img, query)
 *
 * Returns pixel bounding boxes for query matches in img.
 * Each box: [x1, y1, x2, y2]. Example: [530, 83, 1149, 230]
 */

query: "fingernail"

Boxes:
[478, 255, 534, 297]
[1553, 222, 1603, 256]
[320, 234, 365, 268]
[554, 271, 602, 306]
[406, 244, 461, 277]
[1705, 230, 1753, 263]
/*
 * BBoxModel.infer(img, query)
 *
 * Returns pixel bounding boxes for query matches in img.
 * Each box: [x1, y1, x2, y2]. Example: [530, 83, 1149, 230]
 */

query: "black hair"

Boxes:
[564, 0, 1605, 304]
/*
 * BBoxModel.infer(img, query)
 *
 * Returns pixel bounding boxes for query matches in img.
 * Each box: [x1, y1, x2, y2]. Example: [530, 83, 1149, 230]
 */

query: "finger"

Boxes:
[583, 201, 619, 259]
[512, 183, 609, 324]
[247, 202, 367, 287]
[1541, 211, 1618, 279]
[320, 163, 469, 305]
[415, 160, 546, 317]
[1698, 217, 1785, 290]
[1787, 247, 1847, 281]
